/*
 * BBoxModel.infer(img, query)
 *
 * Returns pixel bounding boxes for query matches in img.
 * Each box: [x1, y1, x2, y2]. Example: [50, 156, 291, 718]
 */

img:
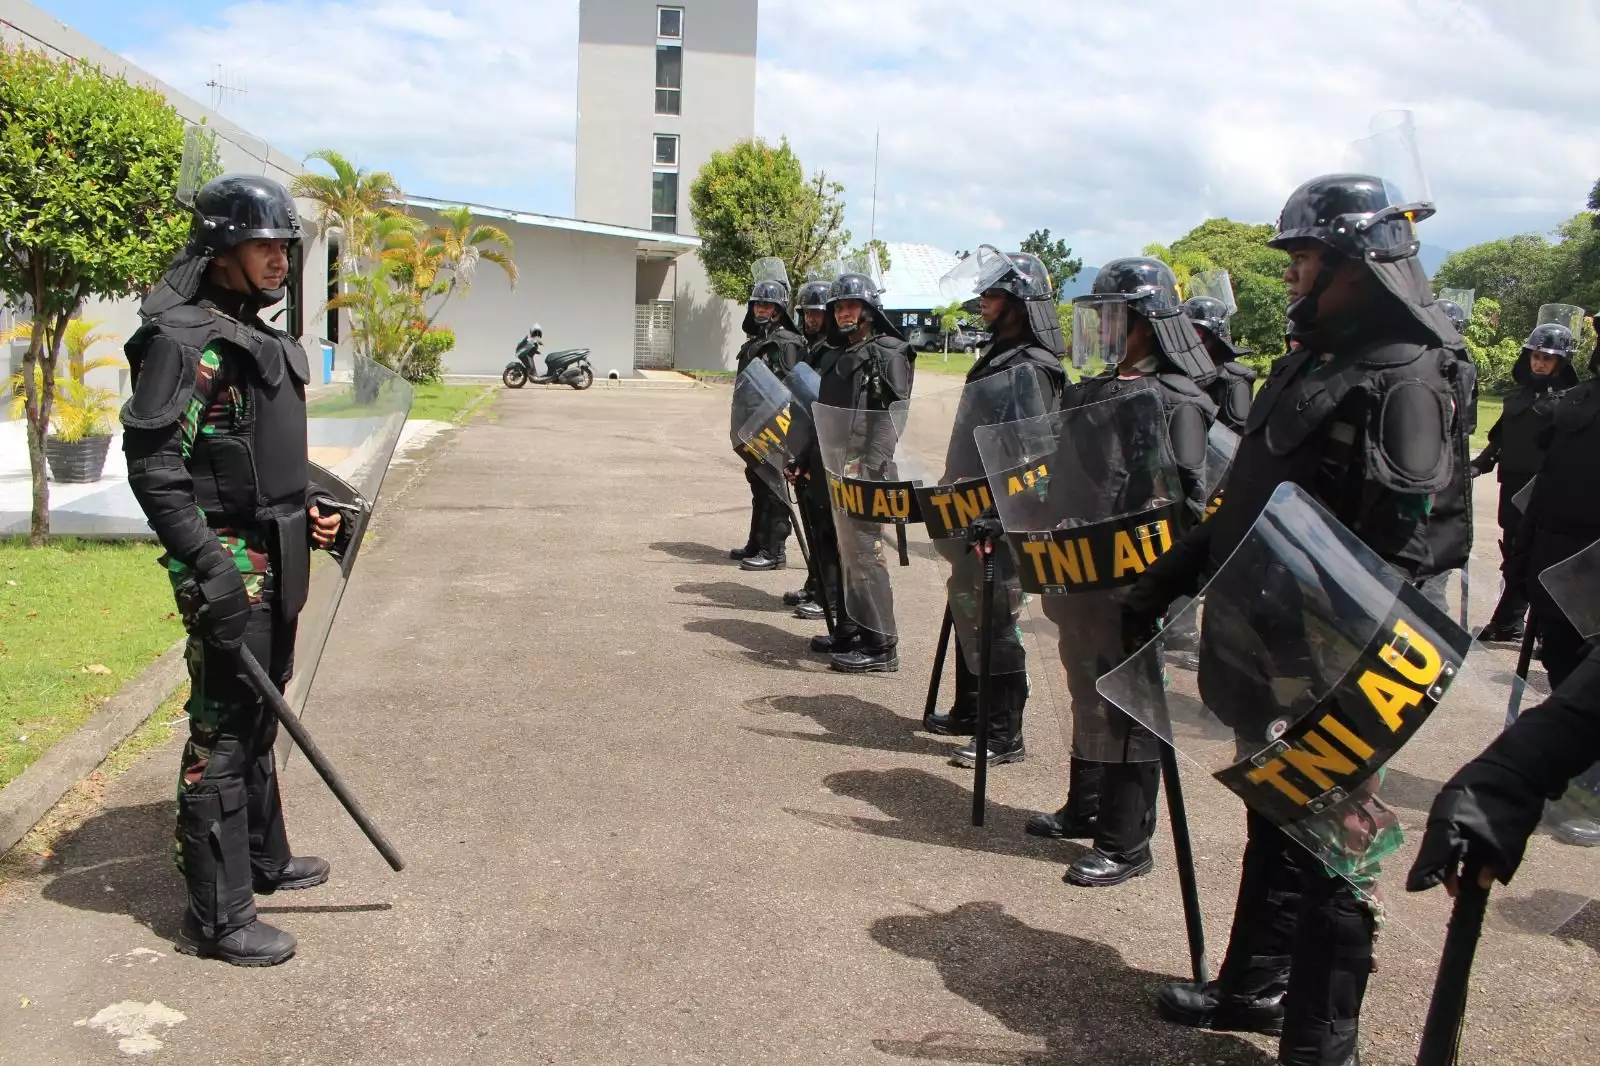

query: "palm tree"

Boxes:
[290, 149, 404, 265]
[430, 205, 518, 291]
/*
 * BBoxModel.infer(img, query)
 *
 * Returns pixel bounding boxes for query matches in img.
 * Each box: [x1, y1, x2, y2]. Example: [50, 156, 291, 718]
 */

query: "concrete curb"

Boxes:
[0, 638, 188, 854]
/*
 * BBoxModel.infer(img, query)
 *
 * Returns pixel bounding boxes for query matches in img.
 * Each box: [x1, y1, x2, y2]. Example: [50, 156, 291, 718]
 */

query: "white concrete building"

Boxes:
[577, 0, 758, 371]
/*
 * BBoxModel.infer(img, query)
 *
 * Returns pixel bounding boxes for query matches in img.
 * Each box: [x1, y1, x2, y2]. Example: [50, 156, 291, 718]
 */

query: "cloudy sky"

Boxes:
[35, 0, 1600, 267]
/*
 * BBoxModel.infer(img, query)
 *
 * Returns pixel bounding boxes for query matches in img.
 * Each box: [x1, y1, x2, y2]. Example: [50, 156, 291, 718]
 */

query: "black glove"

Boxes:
[1469, 456, 1492, 477]
[1406, 789, 1508, 893]
[174, 549, 253, 649]
[965, 506, 1005, 554]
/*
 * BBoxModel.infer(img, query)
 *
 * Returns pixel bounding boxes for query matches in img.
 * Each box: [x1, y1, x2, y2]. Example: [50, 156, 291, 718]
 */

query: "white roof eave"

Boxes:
[393, 195, 702, 254]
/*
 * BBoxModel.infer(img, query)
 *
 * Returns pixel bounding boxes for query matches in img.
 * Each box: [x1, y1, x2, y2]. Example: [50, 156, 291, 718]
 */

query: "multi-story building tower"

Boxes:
[576, 0, 757, 370]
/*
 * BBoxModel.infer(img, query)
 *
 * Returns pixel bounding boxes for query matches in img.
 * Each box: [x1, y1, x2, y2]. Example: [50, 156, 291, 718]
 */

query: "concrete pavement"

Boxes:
[0, 385, 1594, 1065]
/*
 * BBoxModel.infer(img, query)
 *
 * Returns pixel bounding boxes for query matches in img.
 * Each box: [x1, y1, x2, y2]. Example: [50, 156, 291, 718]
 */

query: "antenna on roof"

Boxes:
[206, 65, 248, 115]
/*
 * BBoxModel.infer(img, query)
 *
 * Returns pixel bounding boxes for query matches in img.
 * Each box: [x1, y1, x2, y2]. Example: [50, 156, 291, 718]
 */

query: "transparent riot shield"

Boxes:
[897, 367, 1047, 676]
[1536, 538, 1600, 833]
[1203, 420, 1239, 514]
[285, 355, 415, 722]
[1540, 536, 1600, 642]
[1097, 483, 1600, 949]
[813, 402, 920, 642]
[731, 359, 813, 504]
[974, 388, 1185, 762]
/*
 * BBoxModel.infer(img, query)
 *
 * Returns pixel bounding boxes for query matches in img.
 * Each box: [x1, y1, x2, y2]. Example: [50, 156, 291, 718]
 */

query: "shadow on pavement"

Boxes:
[37, 801, 186, 941]
[674, 581, 792, 614]
[869, 901, 1275, 1066]
[650, 541, 735, 566]
[685, 618, 824, 673]
[744, 693, 959, 758]
[787, 767, 1073, 866]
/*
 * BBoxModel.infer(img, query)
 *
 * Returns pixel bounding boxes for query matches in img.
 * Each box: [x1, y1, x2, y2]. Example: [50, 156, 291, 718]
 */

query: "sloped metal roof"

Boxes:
[395, 195, 701, 256]
[879, 242, 962, 311]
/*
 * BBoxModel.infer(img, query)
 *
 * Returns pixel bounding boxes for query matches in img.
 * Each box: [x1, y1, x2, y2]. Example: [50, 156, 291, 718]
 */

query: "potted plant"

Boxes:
[4, 319, 124, 484]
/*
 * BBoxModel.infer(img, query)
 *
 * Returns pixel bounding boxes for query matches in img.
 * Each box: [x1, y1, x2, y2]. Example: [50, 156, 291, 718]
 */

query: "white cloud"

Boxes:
[125, 0, 1600, 268]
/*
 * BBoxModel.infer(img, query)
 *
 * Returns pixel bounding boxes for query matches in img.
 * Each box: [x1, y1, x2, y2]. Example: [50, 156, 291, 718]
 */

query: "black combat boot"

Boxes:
[176, 913, 297, 967]
[1025, 759, 1104, 839]
[811, 626, 860, 655]
[1157, 958, 1290, 1036]
[830, 638, 899, 673]
[783, 577, 817, 607]
[1065, 760, 1159, 887]
[794, 600, 827, 621]
[951, 674, 1027, 767]
[253, 855, 331, 894]
[923, 648, 978, 735]
[740, 549, 787, 572]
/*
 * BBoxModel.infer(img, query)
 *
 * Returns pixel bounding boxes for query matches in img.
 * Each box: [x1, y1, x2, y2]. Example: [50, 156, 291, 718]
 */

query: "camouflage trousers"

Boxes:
[171, 588, 298, 894]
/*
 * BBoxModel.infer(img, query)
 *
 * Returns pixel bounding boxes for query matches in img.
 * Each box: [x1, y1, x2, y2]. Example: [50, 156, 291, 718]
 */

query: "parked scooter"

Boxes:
[503, 326, 595, 390]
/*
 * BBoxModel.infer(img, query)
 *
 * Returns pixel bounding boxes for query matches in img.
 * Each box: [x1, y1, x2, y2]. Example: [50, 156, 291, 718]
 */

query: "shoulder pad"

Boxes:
[1155, 372, 1205, 398]
[1156, 373, 1219, 418]
[1222, 360, 1258, 383]
[120, 332, 198, 430]
[1167, 401, 1211, 474]
[1370, 377, 1452, 493]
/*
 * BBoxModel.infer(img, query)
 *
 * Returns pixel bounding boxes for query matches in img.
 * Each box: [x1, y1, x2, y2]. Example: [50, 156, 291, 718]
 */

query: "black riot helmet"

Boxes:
[1181, 296, 1250, 360]
[794, 279, 832, 312]
[190, 174, 303, 256]
[1083, 257, 1215, 383]
[1525, 323, 1576, 359]
[1268, 172, 1456, 346]
[1435, 299, 1469, 333]
[743, 278, 798, 337]
[825, 270, 903, 343]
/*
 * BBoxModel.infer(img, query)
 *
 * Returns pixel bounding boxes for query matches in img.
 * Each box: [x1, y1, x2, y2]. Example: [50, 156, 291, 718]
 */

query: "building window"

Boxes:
[657, 6, 682, 40]
[655, 44, 681, 115]
[654, 134, 679, 167]
[652, 171, 678, 233]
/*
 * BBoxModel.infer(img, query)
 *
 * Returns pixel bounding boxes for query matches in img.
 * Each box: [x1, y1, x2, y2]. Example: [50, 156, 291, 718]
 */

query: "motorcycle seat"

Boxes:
[544, 349, 590, 365]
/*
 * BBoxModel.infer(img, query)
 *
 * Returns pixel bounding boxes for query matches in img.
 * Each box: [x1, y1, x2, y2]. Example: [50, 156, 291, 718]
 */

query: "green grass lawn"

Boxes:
[0, 539, 185, 789]
[408, 382, 496, 423]
[1471, 394, 1502, 455]
[309, 382, 494, 424]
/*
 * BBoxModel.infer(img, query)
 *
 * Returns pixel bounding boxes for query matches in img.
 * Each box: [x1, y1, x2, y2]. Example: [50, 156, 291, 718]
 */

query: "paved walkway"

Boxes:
[0, 387, 1594, 1065]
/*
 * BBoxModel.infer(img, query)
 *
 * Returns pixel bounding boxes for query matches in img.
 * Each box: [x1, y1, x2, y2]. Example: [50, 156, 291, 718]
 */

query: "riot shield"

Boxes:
[1540, 536, 1600, 642]
[731, 359, 812, 504]
[813, 402, 921, 642]
[975, 388, 1185, 762]
[1203, 420, 1239, 514]
[898, 367, 1047, 676]
[284, 355, 415, 723]
[1096, 483, 1600, 948]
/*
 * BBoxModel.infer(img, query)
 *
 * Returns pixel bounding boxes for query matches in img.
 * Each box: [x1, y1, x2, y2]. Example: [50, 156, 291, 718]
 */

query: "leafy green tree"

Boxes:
[1460, 296, 1522, 393]
[850, 238, 892, 274]
[689, 137, 850, 301]
[0, 46, 191, 543]
[1020, 229, 1083, 300]
[1433, 234, 1559, 346]
[1168, 219, 1290, 366]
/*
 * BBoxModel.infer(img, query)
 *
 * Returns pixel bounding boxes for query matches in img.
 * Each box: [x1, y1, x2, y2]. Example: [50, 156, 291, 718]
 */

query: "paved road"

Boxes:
[0, 386, 1594, 1065]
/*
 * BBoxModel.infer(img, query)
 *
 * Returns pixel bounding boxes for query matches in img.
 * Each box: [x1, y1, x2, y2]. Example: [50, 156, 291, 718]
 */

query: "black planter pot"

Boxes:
[45, 434, 113, 484]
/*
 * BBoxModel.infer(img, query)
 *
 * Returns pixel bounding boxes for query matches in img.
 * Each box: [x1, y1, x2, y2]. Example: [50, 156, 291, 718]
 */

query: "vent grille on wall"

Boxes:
[634, 300, 675, 369]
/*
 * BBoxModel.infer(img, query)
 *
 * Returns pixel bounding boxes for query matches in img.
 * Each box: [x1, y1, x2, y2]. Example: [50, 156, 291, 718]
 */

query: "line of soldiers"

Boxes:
[725, 147, 1600, 1064]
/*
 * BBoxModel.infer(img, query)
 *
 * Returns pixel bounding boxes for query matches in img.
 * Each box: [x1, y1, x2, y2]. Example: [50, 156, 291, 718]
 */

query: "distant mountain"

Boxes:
[1057, 267, 1098, 302]
[1420, 243, 1453, 277]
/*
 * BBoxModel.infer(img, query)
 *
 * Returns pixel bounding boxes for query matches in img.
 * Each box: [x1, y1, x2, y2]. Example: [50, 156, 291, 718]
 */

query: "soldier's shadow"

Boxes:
[34, 801, 187, 942]
[674, 581, 791, 614]
[649, 541, 734, 566]
[684, 618, 822, 673]
[744, 693, 959, 758]
[868, 901, 1274, 1065]
[787, 767, 1075, 865]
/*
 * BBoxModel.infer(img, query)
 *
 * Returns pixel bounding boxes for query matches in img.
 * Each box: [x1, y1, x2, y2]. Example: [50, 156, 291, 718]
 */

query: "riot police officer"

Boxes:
[120, 174, 342, 966]
[1122, 173, 1459, 1066]
[1182, 273, 1256, 431]
[1417, 295, 1478, 613]
[1025, 257, 1218, 888]
[729, 273, 807, 572]
[1472, 314, 1578, 641]
[811, 268, 914, 672]
[925, 249, 1068, 768]
[786, 276, 838, 616]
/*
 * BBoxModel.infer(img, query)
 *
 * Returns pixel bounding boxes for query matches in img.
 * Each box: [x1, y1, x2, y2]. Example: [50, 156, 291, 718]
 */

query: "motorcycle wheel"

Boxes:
[570, 366, 595, 391]
[503, 365, 528, 389]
